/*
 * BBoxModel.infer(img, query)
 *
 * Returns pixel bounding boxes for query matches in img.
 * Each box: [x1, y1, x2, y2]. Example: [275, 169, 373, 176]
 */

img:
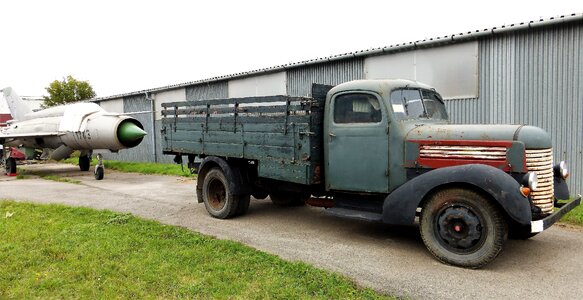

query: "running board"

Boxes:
[325, 207, 383, 222]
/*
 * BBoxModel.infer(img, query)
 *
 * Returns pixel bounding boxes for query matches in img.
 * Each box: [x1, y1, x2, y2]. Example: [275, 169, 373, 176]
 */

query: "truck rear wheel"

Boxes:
[419, 188, 508, 269]
[235, 195, 250, 216]
[270, 191, 308, 206]
[202, 168, 241, 219]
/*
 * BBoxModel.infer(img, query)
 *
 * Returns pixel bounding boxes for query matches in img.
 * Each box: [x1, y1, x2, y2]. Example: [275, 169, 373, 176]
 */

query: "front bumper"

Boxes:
[531, 194, 581, 233]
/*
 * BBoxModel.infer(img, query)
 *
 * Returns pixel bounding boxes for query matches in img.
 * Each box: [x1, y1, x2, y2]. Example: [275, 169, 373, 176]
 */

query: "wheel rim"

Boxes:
[434, 203, 486, 254]
[207, 177, 227, 211]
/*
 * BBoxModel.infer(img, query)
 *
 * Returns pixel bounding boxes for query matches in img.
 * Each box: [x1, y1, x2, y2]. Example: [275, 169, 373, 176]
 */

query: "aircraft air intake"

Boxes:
[117, 120, 147, 148]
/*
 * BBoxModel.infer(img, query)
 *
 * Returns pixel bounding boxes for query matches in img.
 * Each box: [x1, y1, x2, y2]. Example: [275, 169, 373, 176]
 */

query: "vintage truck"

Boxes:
[161, 79, 580, 268]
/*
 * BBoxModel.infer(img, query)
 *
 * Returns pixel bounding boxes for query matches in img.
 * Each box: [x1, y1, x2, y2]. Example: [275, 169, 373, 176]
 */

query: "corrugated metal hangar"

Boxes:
[93, 13, 582, 193]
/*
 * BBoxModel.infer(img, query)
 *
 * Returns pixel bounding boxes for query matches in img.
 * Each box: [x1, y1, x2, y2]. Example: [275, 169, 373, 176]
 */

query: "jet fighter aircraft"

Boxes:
[0, 87, 147, 180]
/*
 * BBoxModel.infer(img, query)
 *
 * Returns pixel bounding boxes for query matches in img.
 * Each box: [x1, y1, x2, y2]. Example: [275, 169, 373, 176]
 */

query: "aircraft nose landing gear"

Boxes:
[94, 153, 104, 180]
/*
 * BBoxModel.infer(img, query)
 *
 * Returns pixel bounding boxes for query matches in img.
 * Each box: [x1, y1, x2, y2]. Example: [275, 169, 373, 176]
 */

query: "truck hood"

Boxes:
[405, 124, 552, 149]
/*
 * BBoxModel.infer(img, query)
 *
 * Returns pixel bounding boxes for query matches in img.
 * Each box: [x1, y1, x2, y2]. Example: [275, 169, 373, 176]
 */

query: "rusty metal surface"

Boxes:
[305, 197, 334, 208]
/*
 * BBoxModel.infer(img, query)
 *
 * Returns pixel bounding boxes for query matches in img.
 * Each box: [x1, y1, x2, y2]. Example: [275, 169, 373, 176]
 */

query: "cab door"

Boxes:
[324, 92, 389, 193]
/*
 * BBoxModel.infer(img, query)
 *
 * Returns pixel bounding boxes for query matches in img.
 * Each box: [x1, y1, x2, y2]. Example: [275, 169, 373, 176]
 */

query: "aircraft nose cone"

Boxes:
[118, 121, 147, 145]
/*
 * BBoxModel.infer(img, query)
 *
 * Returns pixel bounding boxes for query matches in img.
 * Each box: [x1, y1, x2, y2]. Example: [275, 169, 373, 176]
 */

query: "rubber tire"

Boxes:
[79, 155, 91, 171]
[419, 188, 508, 269]
[235, 194, 251, 216]
[270, 191, 308, 207]
[94, 166, 104, 180]
[202, 168, 240, 219]
[5, 157, 16, 174]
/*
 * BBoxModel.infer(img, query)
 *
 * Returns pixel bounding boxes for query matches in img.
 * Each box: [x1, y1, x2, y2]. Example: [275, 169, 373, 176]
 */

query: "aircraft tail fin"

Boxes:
[1, 87, 33, 121]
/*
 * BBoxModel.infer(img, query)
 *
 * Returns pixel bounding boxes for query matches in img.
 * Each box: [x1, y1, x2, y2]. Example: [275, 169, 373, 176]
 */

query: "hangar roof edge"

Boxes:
[93, 12, 582, 102]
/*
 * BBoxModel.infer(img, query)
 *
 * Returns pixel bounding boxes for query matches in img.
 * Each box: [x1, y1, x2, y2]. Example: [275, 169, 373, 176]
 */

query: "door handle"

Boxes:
[329, 132, 336, 137]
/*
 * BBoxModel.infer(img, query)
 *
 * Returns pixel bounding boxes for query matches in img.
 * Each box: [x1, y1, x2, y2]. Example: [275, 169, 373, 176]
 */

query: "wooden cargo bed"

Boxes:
[161, 94, 325, 185]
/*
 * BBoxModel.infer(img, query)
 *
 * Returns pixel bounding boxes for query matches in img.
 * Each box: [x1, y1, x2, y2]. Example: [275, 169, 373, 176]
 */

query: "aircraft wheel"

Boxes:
[5, 158, 16, 174]
[79, 155, 90, 171]
[94, 166, 104, 180]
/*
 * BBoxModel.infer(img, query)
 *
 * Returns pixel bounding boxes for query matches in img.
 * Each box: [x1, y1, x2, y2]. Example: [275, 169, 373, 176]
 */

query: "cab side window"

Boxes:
[333, 93, 382, 124]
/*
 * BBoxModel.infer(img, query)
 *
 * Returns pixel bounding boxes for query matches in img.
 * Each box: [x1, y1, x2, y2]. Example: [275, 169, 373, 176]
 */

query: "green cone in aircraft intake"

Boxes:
[118, 122, 147, 144]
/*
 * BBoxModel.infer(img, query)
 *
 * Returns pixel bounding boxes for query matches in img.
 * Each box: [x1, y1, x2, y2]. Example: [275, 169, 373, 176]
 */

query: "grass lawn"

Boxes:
[62, 157, 195, 178]
[562, 199, 583, 226]
[0, 201, 390, 299]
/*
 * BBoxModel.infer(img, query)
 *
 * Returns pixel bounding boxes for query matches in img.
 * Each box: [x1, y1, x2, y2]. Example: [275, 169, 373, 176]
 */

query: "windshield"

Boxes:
[390, 88, 449, 121]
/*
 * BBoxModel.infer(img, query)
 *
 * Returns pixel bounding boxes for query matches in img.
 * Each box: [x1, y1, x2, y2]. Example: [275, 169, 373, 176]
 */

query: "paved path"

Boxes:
[2, 163, 583, 299]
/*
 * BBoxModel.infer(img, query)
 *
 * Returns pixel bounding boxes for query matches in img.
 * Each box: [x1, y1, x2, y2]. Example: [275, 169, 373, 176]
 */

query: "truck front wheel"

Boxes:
[202, 168, 241, 219]
[419, 188, 508, 268]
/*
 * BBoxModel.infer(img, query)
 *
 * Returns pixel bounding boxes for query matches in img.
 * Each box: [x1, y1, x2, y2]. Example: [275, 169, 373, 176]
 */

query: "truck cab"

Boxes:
[324, 79, 446, 193]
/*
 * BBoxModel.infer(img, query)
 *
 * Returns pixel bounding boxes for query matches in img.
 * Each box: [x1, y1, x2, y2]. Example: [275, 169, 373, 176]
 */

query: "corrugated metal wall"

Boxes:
[287, 59, 365, 96]
[185, 81, 228, 100]
[446, 22, 583, 194]
[445, 98, 484, 124]
[154, 120, 174, 164]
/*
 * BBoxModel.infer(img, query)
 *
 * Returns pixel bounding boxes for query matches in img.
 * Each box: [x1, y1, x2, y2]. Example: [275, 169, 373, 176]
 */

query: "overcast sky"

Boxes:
[1, 0, 581, 97]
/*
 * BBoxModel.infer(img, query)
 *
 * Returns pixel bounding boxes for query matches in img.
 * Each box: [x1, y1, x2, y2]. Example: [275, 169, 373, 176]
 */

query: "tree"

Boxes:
[43, 75, 96, 107]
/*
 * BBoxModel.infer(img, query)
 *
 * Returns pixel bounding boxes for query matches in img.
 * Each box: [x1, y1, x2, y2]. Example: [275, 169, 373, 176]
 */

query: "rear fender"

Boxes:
[382, 164, 532, 226]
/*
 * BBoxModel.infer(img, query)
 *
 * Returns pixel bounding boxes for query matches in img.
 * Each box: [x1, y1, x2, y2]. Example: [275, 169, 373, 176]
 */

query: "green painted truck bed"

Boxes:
[161, 88, 327, 185]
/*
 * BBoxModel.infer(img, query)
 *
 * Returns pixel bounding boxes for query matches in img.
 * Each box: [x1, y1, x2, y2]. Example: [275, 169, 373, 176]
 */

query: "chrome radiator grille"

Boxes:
[525, 148, 554, 214]
[419, 145, 507, 160]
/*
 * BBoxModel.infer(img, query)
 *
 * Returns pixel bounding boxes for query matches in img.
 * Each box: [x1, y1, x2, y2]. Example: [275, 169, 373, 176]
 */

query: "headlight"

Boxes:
[522, 172, 538, 192]
[554, 161, 569, 179]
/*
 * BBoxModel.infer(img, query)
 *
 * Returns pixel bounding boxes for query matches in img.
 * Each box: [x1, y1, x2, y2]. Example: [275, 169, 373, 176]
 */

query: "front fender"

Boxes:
[382, 164, 532, 226]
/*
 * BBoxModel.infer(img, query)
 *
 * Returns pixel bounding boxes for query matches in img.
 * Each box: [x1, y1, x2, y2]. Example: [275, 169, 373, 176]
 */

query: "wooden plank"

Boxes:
[172, 122, 312, 134]
[163, 107, 311, 119]
[168, 115, 313, 125]
[167, 139, 307, 163]
[161, 95, 313, 108]
[170, 131, 312, 155]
